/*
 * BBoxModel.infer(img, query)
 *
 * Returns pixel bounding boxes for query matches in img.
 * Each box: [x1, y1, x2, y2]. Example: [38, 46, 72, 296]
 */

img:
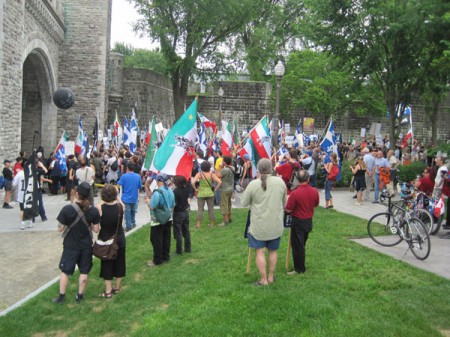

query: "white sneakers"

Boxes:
[20, 220, 33, 230]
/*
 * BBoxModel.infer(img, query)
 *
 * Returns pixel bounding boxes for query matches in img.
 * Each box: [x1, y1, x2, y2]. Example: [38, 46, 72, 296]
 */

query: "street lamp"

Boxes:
[218, 86, 224, 130]
[273, 60, 285, 147]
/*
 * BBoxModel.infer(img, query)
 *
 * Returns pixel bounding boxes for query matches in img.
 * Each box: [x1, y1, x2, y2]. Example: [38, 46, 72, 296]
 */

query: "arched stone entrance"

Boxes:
[21, 47, 57, 156]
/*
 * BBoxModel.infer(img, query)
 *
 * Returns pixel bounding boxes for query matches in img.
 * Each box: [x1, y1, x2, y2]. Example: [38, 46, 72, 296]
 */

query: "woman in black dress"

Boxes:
[96, 184, 126, 298]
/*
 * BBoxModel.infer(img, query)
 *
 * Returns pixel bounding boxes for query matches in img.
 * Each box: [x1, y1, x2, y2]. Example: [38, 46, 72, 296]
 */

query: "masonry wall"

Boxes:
[58, 0, 111, 143]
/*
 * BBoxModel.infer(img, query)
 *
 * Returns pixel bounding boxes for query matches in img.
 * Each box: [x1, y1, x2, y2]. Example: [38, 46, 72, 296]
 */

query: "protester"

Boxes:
[241, 158, 287, 286]
[75, 156, 95, 205]
[105, 150, 119, 184]
[363, 148, 376, 202]
[285, 170, 319, 275]
[373, 150, 390, 203]
[191, 161, 221, 228]
[387, 149, 399, 184]
[414, 168, 434, 196]
[172, 175, 191, 255]
[13, 157, 23, 177]
[350, 157, 367, 205]
[275, 149, 300, 195]
[2, 159, 13, 209]
[324, 153, 339, 209]
[36, 160, 49, 221]
[117, 162, 142, 231]
[48, 153, 61, 195]
[91, 151, 104, 196]
[433, 156, 448, 198]
[96, 184, 125, 298]
[146, 174, 175, 267]
[12, 159, 31, 229]
[299, 150, 316, 187]
[53, 182, 100, 304]
[217, 155, 235, 226]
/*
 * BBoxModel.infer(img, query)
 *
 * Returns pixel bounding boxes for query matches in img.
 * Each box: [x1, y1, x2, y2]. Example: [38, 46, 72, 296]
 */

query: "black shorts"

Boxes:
[4, 181, 12, 191]
[58, 247, 93, 275]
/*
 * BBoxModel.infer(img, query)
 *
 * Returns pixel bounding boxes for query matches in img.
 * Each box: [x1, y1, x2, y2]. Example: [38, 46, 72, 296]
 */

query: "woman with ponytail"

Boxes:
[241, 158, 287, 286]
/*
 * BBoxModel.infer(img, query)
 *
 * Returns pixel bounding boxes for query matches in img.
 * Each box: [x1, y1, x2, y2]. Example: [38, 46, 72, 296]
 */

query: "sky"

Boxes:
[111, 0, 158, 50]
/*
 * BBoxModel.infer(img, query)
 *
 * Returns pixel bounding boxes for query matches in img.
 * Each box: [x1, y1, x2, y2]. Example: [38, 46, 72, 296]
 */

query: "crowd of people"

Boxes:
[0, 135, 448, 298]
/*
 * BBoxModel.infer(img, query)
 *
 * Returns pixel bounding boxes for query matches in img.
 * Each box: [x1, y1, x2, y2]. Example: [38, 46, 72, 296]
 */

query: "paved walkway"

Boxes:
[0, 187, 448, 315]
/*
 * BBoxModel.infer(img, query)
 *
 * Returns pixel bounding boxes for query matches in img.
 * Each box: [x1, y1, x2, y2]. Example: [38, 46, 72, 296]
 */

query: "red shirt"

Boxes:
[285, 184, 319, 219]
[417, 176, 434, 196]
[13, 162, 23, 177]
[276, 161, 300, 195]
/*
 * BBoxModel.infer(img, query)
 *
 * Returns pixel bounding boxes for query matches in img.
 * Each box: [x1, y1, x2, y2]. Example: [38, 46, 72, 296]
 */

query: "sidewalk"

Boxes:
[0, 187, 449, 315]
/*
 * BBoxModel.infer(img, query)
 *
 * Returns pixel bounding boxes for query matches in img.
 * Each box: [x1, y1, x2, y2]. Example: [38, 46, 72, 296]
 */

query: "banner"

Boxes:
[303, 118, 315, 132]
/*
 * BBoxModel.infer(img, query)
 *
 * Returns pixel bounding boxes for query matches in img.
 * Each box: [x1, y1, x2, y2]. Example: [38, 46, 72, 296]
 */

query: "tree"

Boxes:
[112, 43, 167, 73]
[130, 0, 255, 119]
[280, 50, 384, 119]
[112, 42, 134, 57]
[302, 0, 449, 148]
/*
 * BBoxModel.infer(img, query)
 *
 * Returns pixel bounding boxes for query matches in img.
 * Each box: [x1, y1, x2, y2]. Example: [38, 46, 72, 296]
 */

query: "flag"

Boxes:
[131, 109, 138, 130]
[250, 116, 272, 159]
[74, 115, 83, 155]
[237, 138, 257, 178]
[319, 118, 337, 155]
[294, 125, 302, 148]
[23, 152, 39, 222]
[401, 126, 413, 148]
[145, 120, 152, 145]
[81, 132, 88, 157]
[143, 116, 158, 171]
[197, 122, 208, 156]
[276, 146, 289, 159]
[113, 111, 120, 136]
[199, 113, 217, 133]
[232, 115, 240, 145]
[93, 117, 98, 143]
[152, 99, 198, 179]
[55, 131, 67, 176]
[221, 120, 233, 156]
[123, 117, 136, 153]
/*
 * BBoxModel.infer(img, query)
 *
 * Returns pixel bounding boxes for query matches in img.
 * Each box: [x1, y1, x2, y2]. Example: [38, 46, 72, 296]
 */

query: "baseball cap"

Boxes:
[306, 150, 313, 156]
[3, 159, 11, 164]
[243, 154, 250, 160]
[76, 182, 91, 197]
[156, 174, 166, 182]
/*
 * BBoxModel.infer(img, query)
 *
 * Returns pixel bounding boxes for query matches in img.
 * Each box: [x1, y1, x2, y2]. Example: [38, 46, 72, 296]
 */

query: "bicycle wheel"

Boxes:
[407, 217, 431, 260]
[367, 212, 403, 247]
[430, 214, 444, 235]
[410, 209, 433, 235]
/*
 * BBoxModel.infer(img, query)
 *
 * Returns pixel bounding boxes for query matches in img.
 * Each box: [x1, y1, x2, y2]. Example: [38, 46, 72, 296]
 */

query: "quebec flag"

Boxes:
[319, 118, 337, 155]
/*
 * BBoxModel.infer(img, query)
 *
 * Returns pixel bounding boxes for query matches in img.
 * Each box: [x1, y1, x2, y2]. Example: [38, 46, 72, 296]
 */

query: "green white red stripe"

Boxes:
[221, 120, 233, 156]
[249, 116, 271, 159]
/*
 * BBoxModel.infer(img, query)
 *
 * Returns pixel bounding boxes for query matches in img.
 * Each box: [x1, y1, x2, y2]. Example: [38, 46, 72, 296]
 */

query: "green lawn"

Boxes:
[1, 208, 450, 337]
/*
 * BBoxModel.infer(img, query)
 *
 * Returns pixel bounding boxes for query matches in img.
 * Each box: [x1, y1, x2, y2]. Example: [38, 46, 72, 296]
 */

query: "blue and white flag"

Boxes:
[319, 118, 337, 155]
[276, 146, 289, 159]
[81, 132, 88, 157]
[123, 116, 137, 153]
[293, 125, 302, 148]
[197, 122, 208, 156]
[55, 131, 67, 176]
[130, 109, 138, 131]
[303, 132, 310, 146]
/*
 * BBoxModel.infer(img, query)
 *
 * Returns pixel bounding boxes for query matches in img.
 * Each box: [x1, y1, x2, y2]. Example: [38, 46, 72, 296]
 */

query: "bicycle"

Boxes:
[397, 188, 434, 235]
[367, 192, 431, 260]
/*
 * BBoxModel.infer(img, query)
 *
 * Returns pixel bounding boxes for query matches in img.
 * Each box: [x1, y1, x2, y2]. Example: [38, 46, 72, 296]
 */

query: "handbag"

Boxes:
[153, 189, 172, 224]
[93, 204, 122, 260]
[202, 172, 215, 193]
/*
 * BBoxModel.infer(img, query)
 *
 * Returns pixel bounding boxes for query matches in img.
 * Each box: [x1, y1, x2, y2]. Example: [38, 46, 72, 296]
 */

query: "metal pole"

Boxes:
[273, 75, 281, 147]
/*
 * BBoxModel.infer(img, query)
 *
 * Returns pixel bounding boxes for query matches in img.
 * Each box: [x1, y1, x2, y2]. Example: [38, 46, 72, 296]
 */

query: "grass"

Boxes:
[1, 208, 450, 337]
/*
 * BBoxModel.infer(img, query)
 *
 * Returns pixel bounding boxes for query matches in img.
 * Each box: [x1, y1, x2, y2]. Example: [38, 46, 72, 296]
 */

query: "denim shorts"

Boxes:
[248, 233, 281, 251]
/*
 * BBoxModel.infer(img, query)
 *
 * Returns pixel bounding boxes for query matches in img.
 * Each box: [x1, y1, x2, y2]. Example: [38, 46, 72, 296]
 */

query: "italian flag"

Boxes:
[199, 113, 217, 133]
[249, 116, 272, 159]
[221, 120, 233, 156]
[232, 115, 240, 145]
[401, 126, 413, 148]
[143, 116, 158, 171]
[152, 99, 198, 179]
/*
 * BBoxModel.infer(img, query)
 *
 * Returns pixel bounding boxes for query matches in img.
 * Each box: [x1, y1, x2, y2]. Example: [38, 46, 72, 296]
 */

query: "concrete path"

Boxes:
[0, 186, 448, 315]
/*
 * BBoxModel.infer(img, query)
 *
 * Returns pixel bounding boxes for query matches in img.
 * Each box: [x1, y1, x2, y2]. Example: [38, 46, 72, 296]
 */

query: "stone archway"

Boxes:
[21, 48, 57, 156]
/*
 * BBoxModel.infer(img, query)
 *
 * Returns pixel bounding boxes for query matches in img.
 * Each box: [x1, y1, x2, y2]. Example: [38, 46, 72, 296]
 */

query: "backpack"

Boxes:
[0, 176, 5, 189]
[287, 162, 300, 190]
[110, 159, 118, 171]
[191, 159, 199, 177]
[327, 164, 339, 181]
[152, 189, 172, 224]
[302, 160, 312, 171]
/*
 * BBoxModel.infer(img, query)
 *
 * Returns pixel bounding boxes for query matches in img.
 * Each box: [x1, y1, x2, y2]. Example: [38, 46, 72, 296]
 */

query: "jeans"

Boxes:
[38, 190, 47, 220]
[364, 173, 374, 201]
[308, 175, 316, 188]
[324, 180, 333, 201]
[173, 210, 191, 254]
[374, 173, 380, 201]
[124, 202, 137, 230]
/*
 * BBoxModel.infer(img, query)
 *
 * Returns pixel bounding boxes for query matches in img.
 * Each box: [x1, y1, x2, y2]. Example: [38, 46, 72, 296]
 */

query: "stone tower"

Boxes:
[0, 0, 111, 163]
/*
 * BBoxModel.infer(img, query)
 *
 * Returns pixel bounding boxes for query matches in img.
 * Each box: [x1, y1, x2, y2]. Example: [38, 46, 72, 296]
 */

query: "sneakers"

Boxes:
[20, 222, 26, 230]
[27, 221, 33, 228]
[218, 222, 229, 227]
[287, 270, 303, 276]
[372, 200, 380, 204]
[3, 204, 13, 209]
[355, 202, 362, 206]
[52, 295, 65, 304]
[75, 294, 84, 304]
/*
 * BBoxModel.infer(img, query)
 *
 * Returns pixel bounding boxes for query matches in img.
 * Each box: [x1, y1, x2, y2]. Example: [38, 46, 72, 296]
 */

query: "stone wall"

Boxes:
[57, 0, 111, 143]
[107, 61, 174, 128]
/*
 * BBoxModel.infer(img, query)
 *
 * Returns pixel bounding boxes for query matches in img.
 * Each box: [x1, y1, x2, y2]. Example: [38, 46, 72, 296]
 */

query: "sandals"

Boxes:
[253, 281, 269, 287]
[98, 291, 112, 299]
[111, 288, 120, 295]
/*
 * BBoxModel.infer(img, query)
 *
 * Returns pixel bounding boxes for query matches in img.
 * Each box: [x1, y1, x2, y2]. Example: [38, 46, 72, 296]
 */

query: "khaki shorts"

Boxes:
[220, 191, 233, 215]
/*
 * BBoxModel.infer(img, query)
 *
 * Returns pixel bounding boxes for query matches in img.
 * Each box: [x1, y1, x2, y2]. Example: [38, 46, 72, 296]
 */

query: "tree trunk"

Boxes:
[387, 100, 397, 150]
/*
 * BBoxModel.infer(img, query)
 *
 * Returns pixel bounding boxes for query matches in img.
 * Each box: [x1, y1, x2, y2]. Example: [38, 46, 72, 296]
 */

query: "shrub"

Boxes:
[397, 161, 426, 184]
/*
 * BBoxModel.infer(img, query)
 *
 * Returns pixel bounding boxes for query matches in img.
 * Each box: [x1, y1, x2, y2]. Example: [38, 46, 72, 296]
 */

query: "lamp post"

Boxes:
[218, 86, 224, 131]
[273, 60, 285, 147]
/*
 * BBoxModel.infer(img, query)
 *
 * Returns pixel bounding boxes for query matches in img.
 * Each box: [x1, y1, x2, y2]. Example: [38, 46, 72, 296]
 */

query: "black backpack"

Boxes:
[287, 162, 300, 191]
[110, 159, 118, 171]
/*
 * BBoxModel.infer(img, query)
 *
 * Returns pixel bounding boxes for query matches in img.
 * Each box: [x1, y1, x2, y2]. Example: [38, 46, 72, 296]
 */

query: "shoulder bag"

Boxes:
[201, 172, 215, 193]
[93, 203, 122, 260]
